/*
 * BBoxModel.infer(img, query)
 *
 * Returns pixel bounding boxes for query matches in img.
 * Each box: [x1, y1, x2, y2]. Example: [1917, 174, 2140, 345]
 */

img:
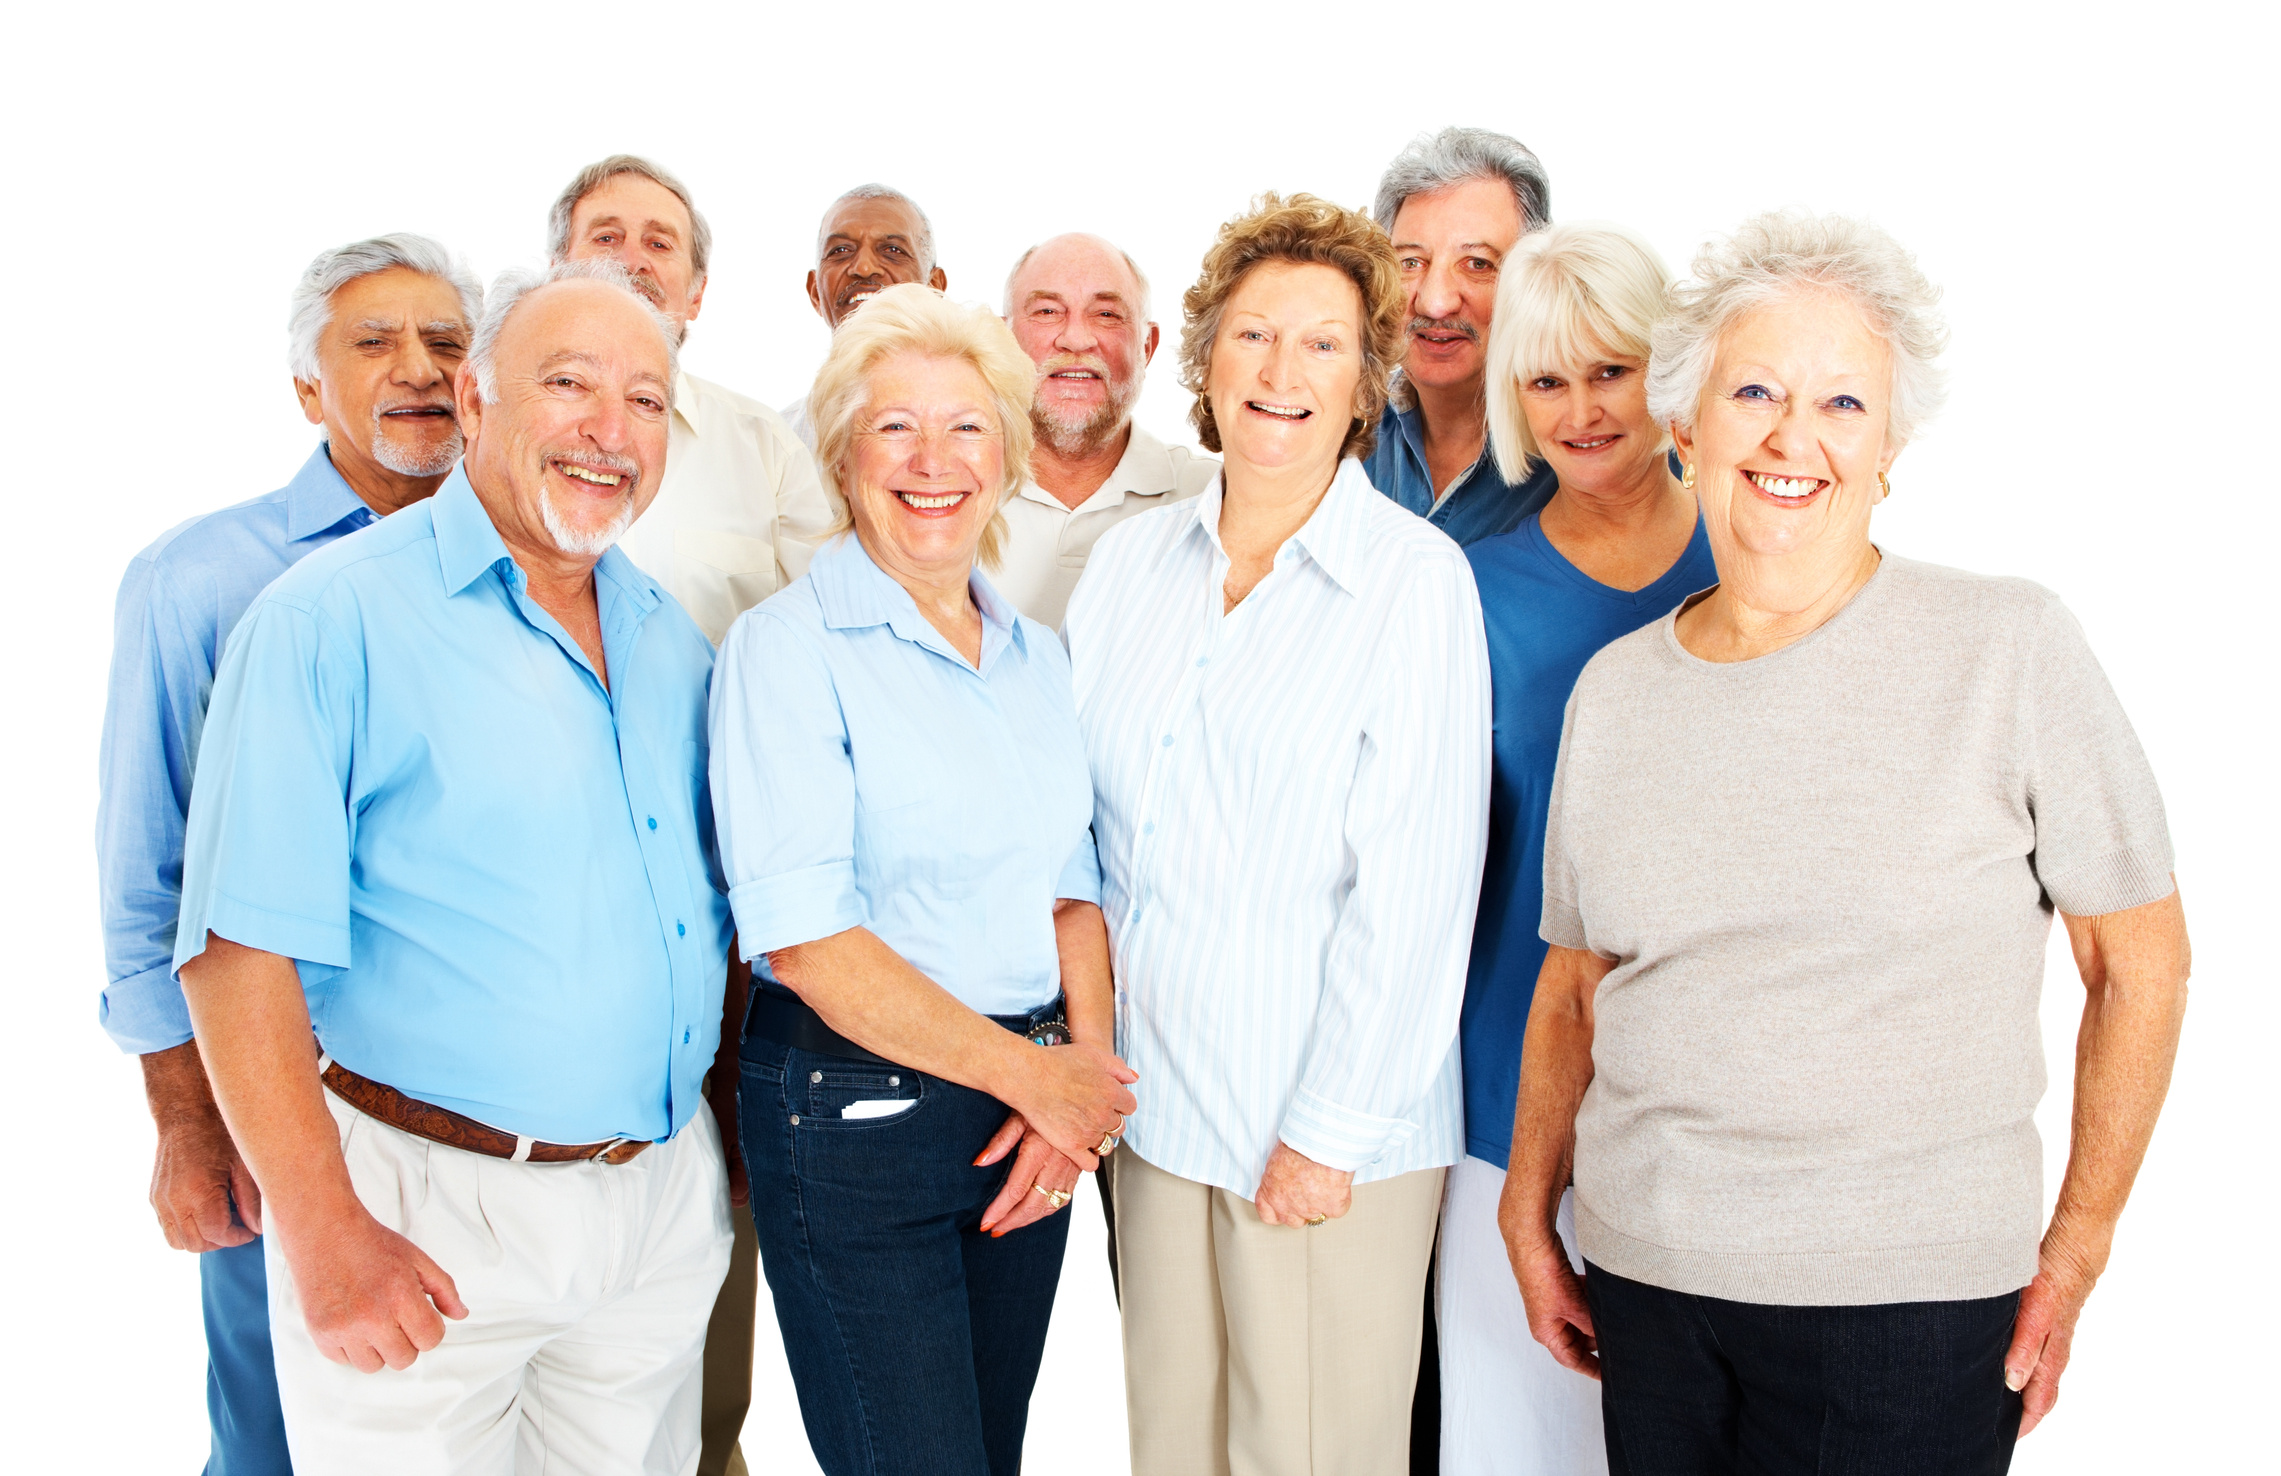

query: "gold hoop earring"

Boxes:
[1878, 471, 1891, 499]
[1680, 463, 1696, 490]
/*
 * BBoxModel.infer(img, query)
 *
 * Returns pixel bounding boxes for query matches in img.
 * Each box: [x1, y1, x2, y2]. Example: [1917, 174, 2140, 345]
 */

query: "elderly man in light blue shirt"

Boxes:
[98, 232, 480, 1476]
[175, 259, 735, 1474]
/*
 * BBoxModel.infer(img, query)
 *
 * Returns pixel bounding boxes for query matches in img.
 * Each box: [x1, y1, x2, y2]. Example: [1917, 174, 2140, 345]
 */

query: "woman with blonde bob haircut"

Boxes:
[1066, 194, 1493, 1476]
[1505, 212, 2187, 1474]
[710, 281, 1138, 1476]
[1440, 220, 1719, 1475]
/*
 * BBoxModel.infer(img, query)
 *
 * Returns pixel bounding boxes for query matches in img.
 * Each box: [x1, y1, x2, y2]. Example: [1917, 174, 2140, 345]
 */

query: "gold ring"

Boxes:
[1304, 1214, 1328, 1227]
[1035, 1185, 1071, 1210]
[1095, 1131, 1119, 1156]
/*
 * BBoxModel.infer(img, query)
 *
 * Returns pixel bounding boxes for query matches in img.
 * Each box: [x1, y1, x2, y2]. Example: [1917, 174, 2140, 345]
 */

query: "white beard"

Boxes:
[540, 485, 637, 556]
[368, 410, 462, 477]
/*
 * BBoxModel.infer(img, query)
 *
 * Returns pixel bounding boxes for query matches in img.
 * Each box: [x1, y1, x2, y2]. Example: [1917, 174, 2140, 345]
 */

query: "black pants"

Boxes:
[1586, 1262, 2023, 1476]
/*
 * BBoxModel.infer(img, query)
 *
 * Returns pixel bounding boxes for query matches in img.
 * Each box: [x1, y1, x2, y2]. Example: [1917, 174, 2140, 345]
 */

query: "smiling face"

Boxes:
[1390, 177, 1525, 397]
[1205, 260, 1365, 481]
[844, 352, 1006, 582]
[458, 278, 674, 566]
[297, 266, 470, 485]
[563, 173, 704, 332]
[808, 196, 945, 329]
[1676, 287, 1898, 569]
[1519, 348, 1665, 497]
[1006, 234, 1157, 457]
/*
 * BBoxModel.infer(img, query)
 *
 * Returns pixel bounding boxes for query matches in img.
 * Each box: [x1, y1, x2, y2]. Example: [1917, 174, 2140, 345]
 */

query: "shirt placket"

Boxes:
[1122, 552, 1237, 937]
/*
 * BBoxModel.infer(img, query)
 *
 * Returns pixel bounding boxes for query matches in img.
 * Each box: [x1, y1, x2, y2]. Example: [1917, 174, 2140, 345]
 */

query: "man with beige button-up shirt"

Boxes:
[549, 153, 832, 1476]
[1000, 233, 1216, 628]
[553, 154, 836, 645]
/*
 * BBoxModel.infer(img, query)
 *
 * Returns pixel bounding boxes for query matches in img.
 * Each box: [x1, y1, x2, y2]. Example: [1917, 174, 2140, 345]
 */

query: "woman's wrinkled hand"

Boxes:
[975, 1113, 1083, 1236]
[1502, 1201, 1599, 1380]
[1010, 1040, 1135, 1170]
[1253, 1141, 1353, 1227]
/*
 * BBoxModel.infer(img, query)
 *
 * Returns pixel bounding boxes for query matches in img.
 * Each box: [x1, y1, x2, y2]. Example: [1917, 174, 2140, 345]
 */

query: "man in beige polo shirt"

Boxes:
[552, 153, 836, 645]
[999, 233, 1216, 628]
[550, 153, 831, 1476]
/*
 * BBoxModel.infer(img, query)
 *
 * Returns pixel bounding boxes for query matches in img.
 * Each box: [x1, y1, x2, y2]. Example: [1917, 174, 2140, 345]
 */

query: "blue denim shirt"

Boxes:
[174, 470, 732, 1143]
[97, 444, 377, 1054]
[1363, 398, 1557, 547]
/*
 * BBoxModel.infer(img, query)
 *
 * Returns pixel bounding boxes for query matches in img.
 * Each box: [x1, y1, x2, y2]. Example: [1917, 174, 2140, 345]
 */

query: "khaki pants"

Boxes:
[1113, 1150, 1445, 1476]
[696, 1213, 758, 1476]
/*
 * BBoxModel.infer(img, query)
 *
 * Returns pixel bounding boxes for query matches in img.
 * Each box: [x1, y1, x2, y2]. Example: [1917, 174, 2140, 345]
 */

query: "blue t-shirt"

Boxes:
[1460, 508, 1719, 1168]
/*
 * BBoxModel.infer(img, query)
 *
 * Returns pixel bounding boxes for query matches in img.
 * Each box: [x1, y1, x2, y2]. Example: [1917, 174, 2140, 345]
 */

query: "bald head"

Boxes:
[1003, 233, 1159, 461]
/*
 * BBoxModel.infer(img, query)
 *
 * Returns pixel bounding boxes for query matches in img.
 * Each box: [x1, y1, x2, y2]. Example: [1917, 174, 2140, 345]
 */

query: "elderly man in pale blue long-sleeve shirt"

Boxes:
[174, 258, 736, 1474]
[96, 233, 479, 1476]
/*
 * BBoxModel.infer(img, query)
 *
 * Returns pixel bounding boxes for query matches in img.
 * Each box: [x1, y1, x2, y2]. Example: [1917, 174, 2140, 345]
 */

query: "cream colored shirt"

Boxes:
[622, 372, 840, 645]
[995, 426, 1217, 627]
[780, 394, 817, 454]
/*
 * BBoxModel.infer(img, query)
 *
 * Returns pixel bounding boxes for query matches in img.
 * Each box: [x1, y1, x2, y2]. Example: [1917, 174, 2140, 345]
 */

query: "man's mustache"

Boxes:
[1406, 317, 1480, 342]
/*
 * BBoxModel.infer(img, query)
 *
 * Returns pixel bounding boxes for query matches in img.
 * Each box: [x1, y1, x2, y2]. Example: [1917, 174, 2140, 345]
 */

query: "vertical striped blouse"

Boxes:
[1064, 457, 1492, 1199]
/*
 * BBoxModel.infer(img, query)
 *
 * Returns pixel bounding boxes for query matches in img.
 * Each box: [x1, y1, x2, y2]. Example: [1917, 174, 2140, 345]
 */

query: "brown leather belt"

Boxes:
[321, 1058, 652, 1165]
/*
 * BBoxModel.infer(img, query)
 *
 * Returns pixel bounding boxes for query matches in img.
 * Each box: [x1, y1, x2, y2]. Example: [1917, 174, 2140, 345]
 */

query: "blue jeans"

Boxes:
[738, 1032, 1069, 1476]
[1585, 1261, 2023, 1475]
[201, 1236, 292, 1475]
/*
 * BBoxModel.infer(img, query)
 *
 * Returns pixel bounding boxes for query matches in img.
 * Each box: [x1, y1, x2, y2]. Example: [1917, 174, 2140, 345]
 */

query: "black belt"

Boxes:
[743, 987, 1066, 1069]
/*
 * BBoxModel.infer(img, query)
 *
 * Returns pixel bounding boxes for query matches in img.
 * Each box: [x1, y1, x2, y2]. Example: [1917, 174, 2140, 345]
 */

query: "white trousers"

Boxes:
[267, 1090, 734, 1475]
[1437, 1155, 1606, 1476]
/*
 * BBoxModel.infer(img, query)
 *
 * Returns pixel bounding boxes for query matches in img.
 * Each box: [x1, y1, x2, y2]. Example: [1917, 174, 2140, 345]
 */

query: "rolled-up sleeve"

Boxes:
[173, 594, 359, 977]
[1055, 830, 1102, 905]
[96, 557, 205, 1052]
[1282, 552, 1493, 1172]
[709, 608, 865, 956]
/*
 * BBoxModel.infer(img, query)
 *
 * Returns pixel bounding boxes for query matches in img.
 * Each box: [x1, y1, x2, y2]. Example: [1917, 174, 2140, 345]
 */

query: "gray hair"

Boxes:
[818, 184, 938, 274]
[1647, 210, 1949, 448]
[1372, 126, 1551, 237]
[287, 233, 482, 382]
[466, 258, 680, 408]
[1001, 235, 1153, 323]
[547, 154, 713, 282]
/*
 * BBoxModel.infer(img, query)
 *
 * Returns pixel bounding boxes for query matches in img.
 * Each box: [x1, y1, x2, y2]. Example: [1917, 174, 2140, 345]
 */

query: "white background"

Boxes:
[7, 2, 2273, 1471]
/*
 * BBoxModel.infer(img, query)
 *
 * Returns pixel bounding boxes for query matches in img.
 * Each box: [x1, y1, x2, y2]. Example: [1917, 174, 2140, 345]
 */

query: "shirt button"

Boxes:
[1195, 656, 1209, 668]
[1161, 734, 1174, 747]
[1128, 908, 1140, 923]
[647, 817, 658, 830]
[676, 922, 687, 937]
[810, 1070, 823, 1083]
[682, 1029, 691, 1044]
[1143, 822, 1156, 836]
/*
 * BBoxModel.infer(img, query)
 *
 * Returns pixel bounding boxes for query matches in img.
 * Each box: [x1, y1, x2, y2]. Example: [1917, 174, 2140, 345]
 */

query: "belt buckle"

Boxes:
[590, 1137, 636, 1165]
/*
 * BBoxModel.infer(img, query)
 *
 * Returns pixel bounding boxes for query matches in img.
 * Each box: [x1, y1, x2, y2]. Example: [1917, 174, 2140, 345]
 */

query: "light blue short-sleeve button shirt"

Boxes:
[709, 533, 1098, 1017]
[174, 470, 731, 1145]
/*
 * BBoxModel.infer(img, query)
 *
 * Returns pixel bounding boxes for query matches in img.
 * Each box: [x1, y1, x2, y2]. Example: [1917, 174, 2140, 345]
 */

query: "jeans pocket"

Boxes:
[800, 1058, 927, 1126]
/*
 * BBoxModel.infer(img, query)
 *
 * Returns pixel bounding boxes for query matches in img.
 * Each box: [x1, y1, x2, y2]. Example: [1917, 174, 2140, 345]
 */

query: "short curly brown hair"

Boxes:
[1178, 193, 1407, 462]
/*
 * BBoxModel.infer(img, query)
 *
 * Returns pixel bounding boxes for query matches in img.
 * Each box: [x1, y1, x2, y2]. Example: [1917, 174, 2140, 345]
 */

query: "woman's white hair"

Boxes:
[808, 283, 1034, 570]
[1647, 210, 1948, 447]
[465, 258, 680, 407]
[1484, 221, 1674, 483]
[287, 233, 482, 382]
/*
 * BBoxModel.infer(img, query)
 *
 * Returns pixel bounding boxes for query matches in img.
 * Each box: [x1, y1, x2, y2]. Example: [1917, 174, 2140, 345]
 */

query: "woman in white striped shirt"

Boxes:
[1063, 194, 1493, 1476]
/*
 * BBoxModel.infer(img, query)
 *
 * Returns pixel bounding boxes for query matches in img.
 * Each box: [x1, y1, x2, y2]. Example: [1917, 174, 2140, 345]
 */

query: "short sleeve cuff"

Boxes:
[1055, 833, 1102, 905]
[174, 892, 352, 979]
[100, 964, 195, 1055]
[2042, 844, 2176, 918]
[1278, 1086, 1414, 1174]
[729, 861, 866, 956]
[1539, 893, 1589, 951]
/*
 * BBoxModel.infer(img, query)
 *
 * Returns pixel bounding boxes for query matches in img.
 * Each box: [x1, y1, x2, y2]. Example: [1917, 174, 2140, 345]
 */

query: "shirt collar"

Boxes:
[810, 533, 1025, 668]
[425, 467, 661, 617]
[671, 370, 702, 436]
[1015, 424, 1176, 515]
[1173, 458, 1372, 598]
[285, 443, 379, 542]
